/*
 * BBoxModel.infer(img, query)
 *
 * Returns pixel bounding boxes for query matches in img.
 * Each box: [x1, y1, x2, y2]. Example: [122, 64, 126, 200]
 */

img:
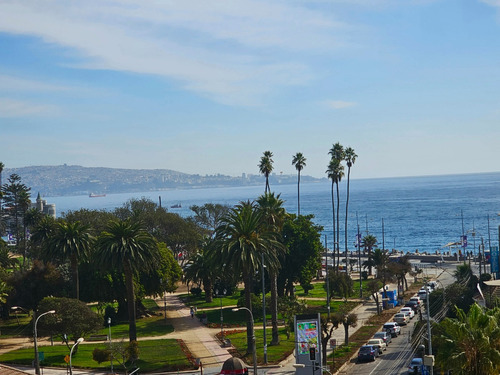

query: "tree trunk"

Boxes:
[345, 168, 351, 270]
[344, 323, 349, 345]
[336, 182, 341, 271]
[204, 277, 213, 303]
[331, 181, 336, 271]
[71, 254, 79, 300]
[297, 171, 301, 216]
[270, 271, 279, 345]
[123, 259, 137, 343]
[243, 273, 254, 354]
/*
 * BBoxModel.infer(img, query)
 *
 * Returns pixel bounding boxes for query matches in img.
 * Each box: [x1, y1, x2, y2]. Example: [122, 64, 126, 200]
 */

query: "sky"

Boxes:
[1, 0, 500, 179]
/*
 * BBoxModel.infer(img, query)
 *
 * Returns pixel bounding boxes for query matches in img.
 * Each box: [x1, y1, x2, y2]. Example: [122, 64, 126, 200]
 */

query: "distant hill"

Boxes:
[3, 165, 325, 197]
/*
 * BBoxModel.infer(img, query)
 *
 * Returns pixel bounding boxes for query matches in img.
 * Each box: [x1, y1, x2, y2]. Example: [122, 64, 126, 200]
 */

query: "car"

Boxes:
[418, 289, 427, 299]
[358, 345, 379, 362]
[400, 307, 415, 319]
[399, 309, 413, 320]
[394, 312, 410, 325]
[383, 322, 401, 337]
[409, 296, 422, 306]
[408, 357, 423, 374]
[427, 281, 438, 290]
[405, 301, 421, 312]
[366, 338, 386, 353]
[373, 331, 392, 345]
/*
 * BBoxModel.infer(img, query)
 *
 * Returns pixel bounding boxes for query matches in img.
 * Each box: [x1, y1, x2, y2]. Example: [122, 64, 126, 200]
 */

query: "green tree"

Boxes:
[189, 203, 230, 238]
[278, 296, 306, 339]
[343, 147, 357, 263]
[258, 151, 274, 194]
[212, 200, 281, 354]
[367, 279, 382, 315]
[183, 248, 216, 303]
[2, 174, 31, 266]
[362, 235, 377, 276]
[96, 219, 159, 343]
[326, 272, 354, 300]
[37, 297, 102, 347]
[435, 303, 500, 374]
[44, 220, 93, 300]
[256, 192, 287, 345]
[291, 152, 306, 216]
[279, 214, 323, 297]
[332, 304, 358, 345]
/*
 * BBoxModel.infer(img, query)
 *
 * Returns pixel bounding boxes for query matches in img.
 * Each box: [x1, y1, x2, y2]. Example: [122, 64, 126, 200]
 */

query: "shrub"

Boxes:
[190, 287, 202, 297]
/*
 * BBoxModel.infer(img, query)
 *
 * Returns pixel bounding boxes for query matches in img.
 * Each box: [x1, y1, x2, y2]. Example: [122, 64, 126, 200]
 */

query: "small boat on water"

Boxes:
[171, 203, 181, 208]
[89, 193, 106, 198]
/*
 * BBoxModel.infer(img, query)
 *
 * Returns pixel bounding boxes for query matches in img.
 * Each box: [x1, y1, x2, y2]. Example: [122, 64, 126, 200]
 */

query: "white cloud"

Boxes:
[480, 0, 500, 7]
[0, 75, 71, 92]
[0, 98, 58, 118]
[324, 100, 357, 109]
[0, 0, 345, 105]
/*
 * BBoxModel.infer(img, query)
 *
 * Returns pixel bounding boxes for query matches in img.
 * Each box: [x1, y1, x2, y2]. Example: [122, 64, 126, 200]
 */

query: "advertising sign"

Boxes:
[296, 320, 319, 354]
[295, 313, 322, 375]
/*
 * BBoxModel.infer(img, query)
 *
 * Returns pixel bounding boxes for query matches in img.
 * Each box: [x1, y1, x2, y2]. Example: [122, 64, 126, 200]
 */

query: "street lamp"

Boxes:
[11, 306, 29, 325]
[232, 307, 257, 375]
[34, 309, 56, 375]
[69, 337, 84, 375]
[215, 287, 227, 343]
[261, 254, 268, 364]
[108, 317, 113, 374]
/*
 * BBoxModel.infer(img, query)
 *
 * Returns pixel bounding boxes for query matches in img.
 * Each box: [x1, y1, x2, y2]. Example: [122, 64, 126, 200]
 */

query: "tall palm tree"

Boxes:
[326, 158, 344, 270]
[96, 219, 159, 343]
[183, 248, 215, 303]
[258, 151, 274, 194]
[343, 147, 357, 267]
[213, 201, 281, 354]
[362, 235, 377, 276]
[291, 153, 306, 216]
[47, 220, 93, 300]
[329, 143, 344, 269]
[256, 192, 287, 345]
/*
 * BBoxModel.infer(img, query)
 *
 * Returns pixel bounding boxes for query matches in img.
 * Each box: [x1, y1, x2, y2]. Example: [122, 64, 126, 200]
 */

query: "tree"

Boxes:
[278, 296, 306, 339]
[320, 313, 339, 366]
[279, 214, 323, 297]
[189, 203, 230, 238]
[371, 249, 390, 293]
[292, 152, 306, 216]
[326, 158, 344, 270]
[212, 200, 281, 354]
[37, 297, 102, 347]
[328, 143, 345, 270]
[256, 192, 287, 345]
[258, 151, 274, 194]
[2, 174, 31, 266]
[435, 303, 500, 374]
[332, 304, 358, 345]
[326, 272, 353, 300]
[367, 279, 382, 315]
[44, 220, 93, 300]
[343, 147, 357, 265]
[183, 248, 216, 303]
[362, 235, 377, 276]
[96, 219, 159, 343]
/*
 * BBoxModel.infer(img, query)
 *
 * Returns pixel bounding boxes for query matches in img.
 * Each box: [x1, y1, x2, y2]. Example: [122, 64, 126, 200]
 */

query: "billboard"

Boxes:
[295, 313, 321, 375]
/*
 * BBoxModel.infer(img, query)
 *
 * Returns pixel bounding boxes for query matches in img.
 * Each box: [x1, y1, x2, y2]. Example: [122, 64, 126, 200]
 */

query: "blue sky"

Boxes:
[1, 0, 499, 179]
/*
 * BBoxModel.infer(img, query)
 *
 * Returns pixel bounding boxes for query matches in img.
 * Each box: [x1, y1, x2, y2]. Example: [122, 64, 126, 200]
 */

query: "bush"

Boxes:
[92, 348, 111, 364]
[190, 287, 202, 297]
[301, 283, 314, 295]
[237, 293, 261, 312]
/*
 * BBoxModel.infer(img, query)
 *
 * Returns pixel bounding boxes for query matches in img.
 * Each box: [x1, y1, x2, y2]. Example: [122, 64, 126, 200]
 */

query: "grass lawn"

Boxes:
[94, 315, 174, 339]
[179, 293, 241, 309]
[224, 328, 295, 365]
[0, 339, 196, 373]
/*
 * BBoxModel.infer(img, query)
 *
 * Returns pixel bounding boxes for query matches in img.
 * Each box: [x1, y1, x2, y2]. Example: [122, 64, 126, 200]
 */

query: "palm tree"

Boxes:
[326, 158, 344, 270]
[183, 247, 215, 303]
[46, 220, 93, 300]
[256, 192, 287, 345]
[258, 151, 274, 194]
[213, 201, 281, 354]
[291, 153, 306, 216]
[362, 235, 377, 276]
[343, 147, 357, 266]
[436, 303, 500, 374]
[329, 143, 345, 269]
[96, 219, 159, 343]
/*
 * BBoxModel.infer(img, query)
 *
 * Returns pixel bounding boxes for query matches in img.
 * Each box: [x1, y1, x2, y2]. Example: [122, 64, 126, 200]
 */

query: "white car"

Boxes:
[383, 322, 401, 337]
[394, 312, 410, 325]
[400, 307, 415, 319]
[409, 296, 422, 306]
[366, 338, 386, 353]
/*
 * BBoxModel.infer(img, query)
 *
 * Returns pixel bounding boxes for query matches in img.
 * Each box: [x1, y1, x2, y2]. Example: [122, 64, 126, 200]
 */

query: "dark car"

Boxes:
[405, 300, 421, 312]
[358, 345, 379, 362]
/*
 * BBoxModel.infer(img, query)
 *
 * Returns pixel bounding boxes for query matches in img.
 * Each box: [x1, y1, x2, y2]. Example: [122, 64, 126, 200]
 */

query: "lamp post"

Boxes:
[425, 284, 433, 375]
[34, 309, 56, 375]
[232, 307, 257, 375]
[69, 337, 84, 375]
[215, 288, 227, 342]
[261, 253, 267, 364]
[11, 306, 29, 325]
[325, 236, 330, 319]
[108, 317, 113, 374]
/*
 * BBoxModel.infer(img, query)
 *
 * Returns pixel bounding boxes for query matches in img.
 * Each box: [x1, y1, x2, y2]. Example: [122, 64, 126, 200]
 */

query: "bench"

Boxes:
[265, 319, 285, 326]
[87, 334, 109, 341]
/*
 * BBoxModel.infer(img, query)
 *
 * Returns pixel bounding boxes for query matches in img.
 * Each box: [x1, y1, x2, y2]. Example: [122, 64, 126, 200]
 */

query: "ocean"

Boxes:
[45, 172, 500, 255]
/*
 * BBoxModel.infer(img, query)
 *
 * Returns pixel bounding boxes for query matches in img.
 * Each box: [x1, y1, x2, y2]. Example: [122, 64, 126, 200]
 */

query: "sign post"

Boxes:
[295, 314, 321, 375]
